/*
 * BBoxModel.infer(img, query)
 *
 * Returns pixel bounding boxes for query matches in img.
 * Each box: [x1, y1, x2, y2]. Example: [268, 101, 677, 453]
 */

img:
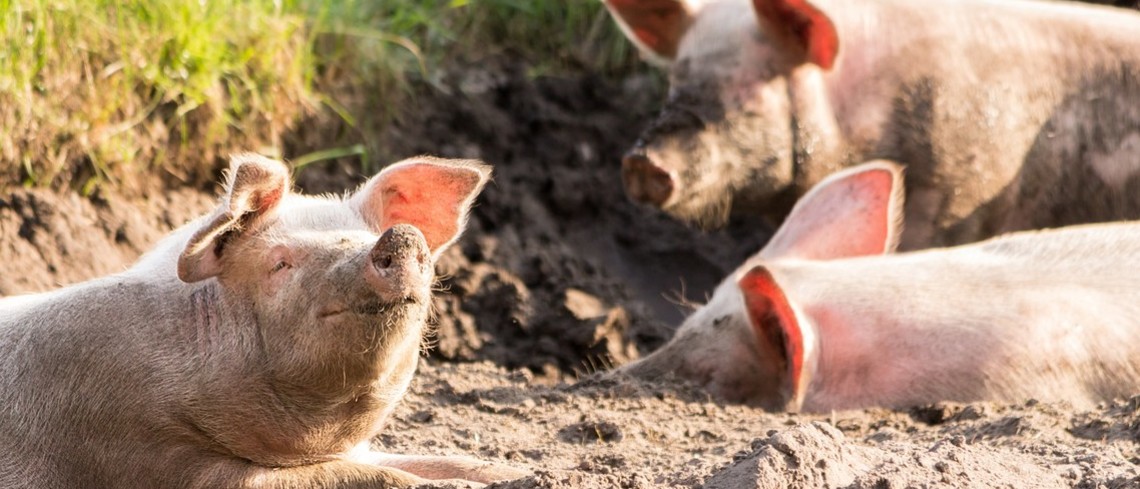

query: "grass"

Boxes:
[0, 0, 641, 193]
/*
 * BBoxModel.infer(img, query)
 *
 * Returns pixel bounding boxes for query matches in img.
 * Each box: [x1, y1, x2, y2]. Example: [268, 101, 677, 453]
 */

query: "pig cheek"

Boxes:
[679, 83, 792, 217]
[641, 137, 734, 228]
[669, 333, 741, 397]
[725, 109, 795, 203]
[705, 337, 780, 407]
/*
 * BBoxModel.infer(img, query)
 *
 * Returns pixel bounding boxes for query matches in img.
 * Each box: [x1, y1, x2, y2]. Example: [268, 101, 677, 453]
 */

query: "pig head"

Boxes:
[605, 0, 1140, 247]
[617, 161, 903, 411]
[616, 160, 1140, 412]
[0, 155, 526, 487]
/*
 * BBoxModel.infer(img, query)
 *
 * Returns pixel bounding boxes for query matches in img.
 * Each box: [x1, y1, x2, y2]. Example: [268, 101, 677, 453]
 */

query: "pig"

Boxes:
[0, 154, 528, 487]
[615, 161, 1140, 412]
[605, 0, 1140, 248]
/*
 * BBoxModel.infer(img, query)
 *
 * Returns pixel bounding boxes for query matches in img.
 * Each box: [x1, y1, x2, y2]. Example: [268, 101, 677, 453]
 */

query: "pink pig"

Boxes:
[0, 155, 526, 488]
[617, 161, 1140, 412]
[606, 0, 1140, 248]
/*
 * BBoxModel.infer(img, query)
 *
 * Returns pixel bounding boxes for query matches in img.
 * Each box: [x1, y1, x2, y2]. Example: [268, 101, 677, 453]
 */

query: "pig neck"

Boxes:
[777, 256, 1000, 411]
[789, 0, 1140, 189]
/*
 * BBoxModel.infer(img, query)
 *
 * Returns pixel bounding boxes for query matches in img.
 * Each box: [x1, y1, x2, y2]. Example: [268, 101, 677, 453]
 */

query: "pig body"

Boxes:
[608, 0, 1140, 248]
[618, 162, 1140, 412]
[0, 155, 525, 487]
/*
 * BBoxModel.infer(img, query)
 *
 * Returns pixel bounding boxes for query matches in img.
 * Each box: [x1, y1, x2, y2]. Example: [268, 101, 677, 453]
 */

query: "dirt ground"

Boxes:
[3, 58, 1139, 488]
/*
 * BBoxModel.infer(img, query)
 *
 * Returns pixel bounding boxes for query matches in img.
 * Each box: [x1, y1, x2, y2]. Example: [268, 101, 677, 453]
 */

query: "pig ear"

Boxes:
[350, 157, 491, 257]
[738, 265, 809, 412]
[177, 154, 291, 283]
[759, 161, 904, 261]
[752, 0, 839, 69]
[604, 0, 695, 63]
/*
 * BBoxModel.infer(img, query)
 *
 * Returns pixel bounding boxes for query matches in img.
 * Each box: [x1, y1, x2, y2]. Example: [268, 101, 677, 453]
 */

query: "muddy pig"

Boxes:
[615, 161, 1140, 412]
[605, 0, 1140, 248]
[0, 154, 527, 487]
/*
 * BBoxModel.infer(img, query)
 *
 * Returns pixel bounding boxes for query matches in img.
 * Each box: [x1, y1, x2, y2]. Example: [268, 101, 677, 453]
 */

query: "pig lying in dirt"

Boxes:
[616, 161, 1140, 412]
[605, 0, 1140, 248]
[0, 155, 526, 487]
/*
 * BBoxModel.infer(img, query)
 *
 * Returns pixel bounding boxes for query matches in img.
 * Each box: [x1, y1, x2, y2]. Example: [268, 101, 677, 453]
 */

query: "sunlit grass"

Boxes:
[0, 0, 640, 193]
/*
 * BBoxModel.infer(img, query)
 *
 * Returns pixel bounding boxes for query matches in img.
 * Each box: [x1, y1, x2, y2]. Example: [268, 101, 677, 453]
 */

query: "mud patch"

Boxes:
[0, 188, 212, 294]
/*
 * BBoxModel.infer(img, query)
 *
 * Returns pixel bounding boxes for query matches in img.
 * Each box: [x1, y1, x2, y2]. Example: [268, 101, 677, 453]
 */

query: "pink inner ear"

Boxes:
[375, 164, 480, 253]
[762, 165, 896, 261]
[823, 168, 893, 257]
[255, 187, 284, 214]
[739, 266, 803, 401]
[752, 0, 839, 69]
[607, 0, 691, 59]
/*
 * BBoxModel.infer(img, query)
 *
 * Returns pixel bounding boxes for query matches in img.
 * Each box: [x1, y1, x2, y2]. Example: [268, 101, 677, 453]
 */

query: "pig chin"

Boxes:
[666, 346, 785, 409]
[636, 151, 735, 230]
[661, 191, 734, 230]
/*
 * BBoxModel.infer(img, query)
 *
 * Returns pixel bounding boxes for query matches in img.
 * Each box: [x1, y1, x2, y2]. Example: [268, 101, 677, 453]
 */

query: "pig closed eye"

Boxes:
[270, 260, 291, 273]
[713, 316, 729, 328]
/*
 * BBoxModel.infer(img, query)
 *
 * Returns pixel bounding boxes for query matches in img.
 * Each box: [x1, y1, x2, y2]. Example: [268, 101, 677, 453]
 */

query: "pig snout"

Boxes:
[621, 151, 676, 207]
[366, 224, 431, 304]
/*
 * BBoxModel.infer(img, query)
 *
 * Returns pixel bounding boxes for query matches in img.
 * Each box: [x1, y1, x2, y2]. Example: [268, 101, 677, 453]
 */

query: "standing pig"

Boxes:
[616, 161, 1140, 412]
[605, 0, 1140, 247]
[0, 154, 527, 487]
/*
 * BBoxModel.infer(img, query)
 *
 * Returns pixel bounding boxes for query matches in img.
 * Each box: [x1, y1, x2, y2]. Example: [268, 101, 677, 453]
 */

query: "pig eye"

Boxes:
[270, 260, 292, 274]
[712, 316, 729, 328]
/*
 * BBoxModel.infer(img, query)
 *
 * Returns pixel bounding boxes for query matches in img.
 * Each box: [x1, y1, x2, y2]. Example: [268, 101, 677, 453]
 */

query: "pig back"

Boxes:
[777, 222, 1140, 410]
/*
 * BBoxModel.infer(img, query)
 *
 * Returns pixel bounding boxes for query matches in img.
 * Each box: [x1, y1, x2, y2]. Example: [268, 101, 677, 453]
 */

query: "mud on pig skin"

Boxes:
[0, 154, 528, 488]
[606, 0, 1140, 248]
[616, 161, 1140, 412]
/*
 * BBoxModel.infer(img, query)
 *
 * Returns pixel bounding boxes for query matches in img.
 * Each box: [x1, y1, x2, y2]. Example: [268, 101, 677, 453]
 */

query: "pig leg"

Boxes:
[370, 454, 530, 484]
[206, 460, 433, 488]
[348, 447, 529, 484]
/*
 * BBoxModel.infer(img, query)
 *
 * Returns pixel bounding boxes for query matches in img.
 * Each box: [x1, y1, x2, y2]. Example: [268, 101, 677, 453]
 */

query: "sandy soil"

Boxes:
[3, 58, 1139, 488]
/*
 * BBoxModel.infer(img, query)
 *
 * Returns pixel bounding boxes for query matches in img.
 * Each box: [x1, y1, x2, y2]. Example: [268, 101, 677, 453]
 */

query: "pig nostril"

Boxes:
[373, 224, 430, 271]
[622, 153, 675, 207]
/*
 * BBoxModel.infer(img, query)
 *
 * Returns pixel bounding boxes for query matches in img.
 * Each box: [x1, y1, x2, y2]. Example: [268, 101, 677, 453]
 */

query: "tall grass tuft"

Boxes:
[0, 0, 642, 193]
[1, 0, 315, 192]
